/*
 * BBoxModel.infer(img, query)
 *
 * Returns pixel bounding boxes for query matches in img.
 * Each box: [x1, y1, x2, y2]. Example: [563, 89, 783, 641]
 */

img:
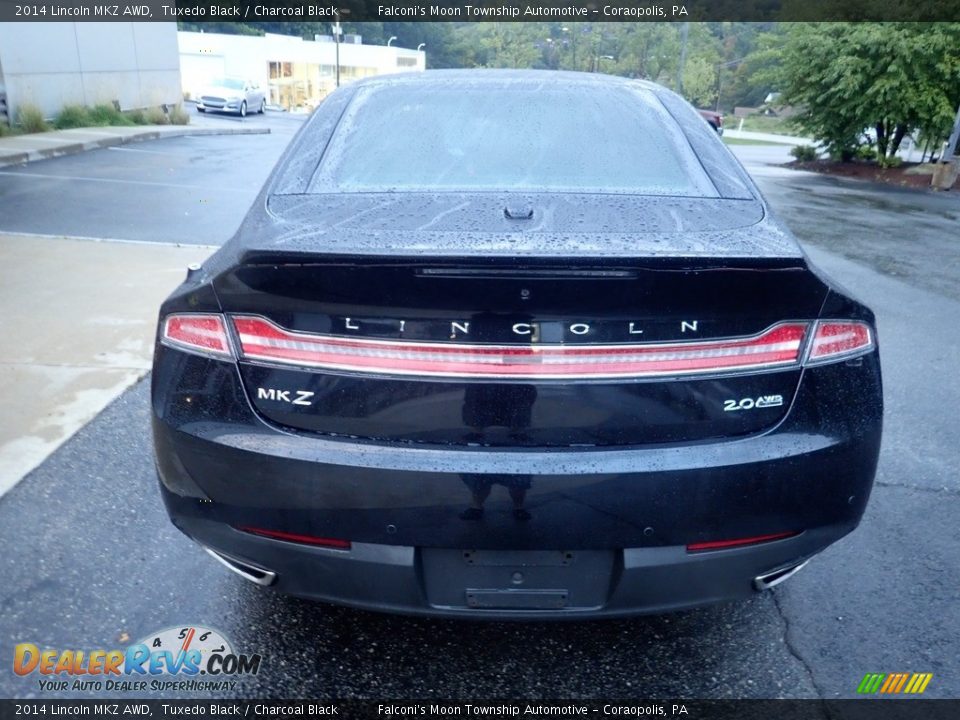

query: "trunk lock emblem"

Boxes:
[504, 204, 534, 220]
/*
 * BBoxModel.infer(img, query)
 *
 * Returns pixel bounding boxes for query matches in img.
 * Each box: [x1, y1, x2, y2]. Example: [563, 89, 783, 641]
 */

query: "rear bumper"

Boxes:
[166, 507, 847, 619]
[152, 345, 882, 617]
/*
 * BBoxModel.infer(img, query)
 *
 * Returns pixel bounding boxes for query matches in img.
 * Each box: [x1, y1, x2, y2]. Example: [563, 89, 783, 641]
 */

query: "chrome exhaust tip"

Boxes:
[753, 559, 809, 592]
[204, 547, 277, 587]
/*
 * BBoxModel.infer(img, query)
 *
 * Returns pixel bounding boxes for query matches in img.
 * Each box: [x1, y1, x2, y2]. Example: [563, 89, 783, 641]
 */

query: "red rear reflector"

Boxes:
[687, 531, 799, 552]
[232, 316, 809, 380]
[238, 526, 351, 550]
[161, 314, 232, 358]
[805, 321, 873, 364]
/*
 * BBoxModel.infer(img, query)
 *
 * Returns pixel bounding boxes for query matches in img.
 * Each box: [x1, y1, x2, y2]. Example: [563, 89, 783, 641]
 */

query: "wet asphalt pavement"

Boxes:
[0, 110, 303, 245]
[1, 124, 959, 699]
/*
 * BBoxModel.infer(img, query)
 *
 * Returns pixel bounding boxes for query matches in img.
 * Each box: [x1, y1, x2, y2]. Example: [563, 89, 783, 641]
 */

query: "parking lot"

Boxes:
[1, 111, 958, 699]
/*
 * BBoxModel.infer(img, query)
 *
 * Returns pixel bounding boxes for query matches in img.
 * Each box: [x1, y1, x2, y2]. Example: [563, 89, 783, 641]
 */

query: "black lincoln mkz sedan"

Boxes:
[152, 70, 882, 618]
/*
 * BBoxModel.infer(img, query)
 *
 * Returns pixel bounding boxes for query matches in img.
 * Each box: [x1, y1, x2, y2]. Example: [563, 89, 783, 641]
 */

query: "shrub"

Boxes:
[143, 106, 169, 125]
[855, 145, 877, 162]
[0, 122, 15, 137]
[125, 109, 148, 125]
[54, 104, 93, 129]
[89, 103, 132, 126]
[878, 155, 903, 169]
[15, 104, 48, 133]
[790, 145, 818, 162]
[167, 104, 190, 126]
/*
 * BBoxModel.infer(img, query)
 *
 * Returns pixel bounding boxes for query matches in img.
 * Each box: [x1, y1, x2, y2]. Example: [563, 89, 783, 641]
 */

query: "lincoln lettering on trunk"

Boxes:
[339, 318, 702, 339]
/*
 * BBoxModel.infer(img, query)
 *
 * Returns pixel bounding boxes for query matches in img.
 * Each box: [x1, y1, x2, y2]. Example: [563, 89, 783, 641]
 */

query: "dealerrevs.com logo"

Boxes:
[14, 625, 261, 693]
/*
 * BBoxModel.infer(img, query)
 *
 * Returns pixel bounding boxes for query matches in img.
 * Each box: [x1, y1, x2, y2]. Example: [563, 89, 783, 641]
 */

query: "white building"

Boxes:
[0, 22, 182, 122]
[178, 30, 426, 112]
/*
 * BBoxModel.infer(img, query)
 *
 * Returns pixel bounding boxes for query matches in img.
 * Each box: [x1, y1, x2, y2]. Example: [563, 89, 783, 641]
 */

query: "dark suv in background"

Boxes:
[698, 108, 724, 134]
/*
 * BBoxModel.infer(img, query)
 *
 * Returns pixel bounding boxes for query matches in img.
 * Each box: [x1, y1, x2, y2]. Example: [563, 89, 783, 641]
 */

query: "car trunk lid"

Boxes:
[213, 232, 826, 446]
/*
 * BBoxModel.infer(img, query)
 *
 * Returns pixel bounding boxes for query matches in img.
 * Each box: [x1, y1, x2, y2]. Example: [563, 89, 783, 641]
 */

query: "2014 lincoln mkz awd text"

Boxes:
[151, 70, 882, 618]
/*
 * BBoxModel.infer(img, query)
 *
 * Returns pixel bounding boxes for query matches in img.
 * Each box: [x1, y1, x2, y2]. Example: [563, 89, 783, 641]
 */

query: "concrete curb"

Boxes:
[0, 125, 270, 169]
[724, 129, 814, 146]
[0, 232, 215, 495]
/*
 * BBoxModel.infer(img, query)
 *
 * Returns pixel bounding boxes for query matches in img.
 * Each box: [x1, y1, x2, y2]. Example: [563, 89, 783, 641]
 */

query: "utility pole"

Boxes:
[333, 20, 341, 88]
[677, 22, 689, 96]
[562, 26, 577, 71]
[931, 102, 960, 189]
[946, 102, 960, 158]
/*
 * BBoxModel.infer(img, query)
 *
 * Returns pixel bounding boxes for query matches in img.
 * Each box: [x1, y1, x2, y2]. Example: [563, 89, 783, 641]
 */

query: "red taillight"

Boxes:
[687, 531, 799, 552]
[232, 316, 809, 380]
[805, 321, 873, 364]
[161, 314, 232, 358]
[237, 526, 351, 550]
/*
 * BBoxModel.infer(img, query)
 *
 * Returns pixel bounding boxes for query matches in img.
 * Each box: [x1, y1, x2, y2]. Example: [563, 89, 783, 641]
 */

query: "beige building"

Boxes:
[178, 30, 426, 112]
[0, 22, 182, 122]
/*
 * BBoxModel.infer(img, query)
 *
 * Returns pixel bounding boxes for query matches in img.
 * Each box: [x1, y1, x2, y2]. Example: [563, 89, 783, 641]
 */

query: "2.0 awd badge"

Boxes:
[723, 394, 784, 412]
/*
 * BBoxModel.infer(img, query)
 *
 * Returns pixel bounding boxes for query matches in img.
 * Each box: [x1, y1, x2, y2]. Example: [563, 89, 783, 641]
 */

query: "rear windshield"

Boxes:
[308, 83, 720, 197]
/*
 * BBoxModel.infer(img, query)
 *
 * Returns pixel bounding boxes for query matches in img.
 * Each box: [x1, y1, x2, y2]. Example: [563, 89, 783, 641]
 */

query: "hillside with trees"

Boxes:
[180, 21, 960, 160]
[178, 21, 777, 111]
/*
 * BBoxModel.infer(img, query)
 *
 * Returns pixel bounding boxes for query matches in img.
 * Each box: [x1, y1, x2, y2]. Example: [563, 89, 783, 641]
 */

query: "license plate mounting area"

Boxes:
[420, 549, 615, 611]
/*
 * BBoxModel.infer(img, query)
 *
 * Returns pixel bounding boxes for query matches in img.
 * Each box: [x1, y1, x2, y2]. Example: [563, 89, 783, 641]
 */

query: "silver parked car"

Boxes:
[196, 77, 266, 117]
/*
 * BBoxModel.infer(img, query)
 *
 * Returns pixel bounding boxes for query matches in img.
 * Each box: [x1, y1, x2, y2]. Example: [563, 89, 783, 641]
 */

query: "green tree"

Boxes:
[775, 23, 960, 162]
[683, 57, 717, 107]
[723, 26, 784, 111]
[618, 24, 679, 82]
[475, 23, 542, 69]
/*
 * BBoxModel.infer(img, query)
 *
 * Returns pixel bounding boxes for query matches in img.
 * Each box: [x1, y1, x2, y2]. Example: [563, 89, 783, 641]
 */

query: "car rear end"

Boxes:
[151, 72, 882, 618]
[698, 108, 724, 134]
